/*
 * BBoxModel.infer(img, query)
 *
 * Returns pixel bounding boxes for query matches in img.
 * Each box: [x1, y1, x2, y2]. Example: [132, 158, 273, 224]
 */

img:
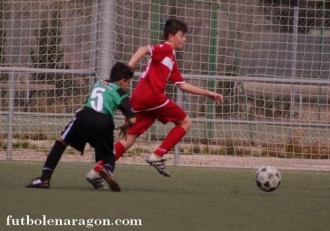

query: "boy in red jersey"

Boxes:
[87, 18, 223, 182]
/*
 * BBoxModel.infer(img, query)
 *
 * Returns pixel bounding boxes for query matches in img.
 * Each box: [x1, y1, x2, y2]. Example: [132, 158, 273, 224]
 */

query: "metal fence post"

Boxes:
[97, 0, 115, 80]
[6, 71, 17, 160]
[174, 88, 183, 166]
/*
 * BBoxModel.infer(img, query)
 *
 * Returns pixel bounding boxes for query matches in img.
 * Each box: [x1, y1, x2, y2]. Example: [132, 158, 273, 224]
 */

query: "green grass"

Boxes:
[0, 160, 330, 231]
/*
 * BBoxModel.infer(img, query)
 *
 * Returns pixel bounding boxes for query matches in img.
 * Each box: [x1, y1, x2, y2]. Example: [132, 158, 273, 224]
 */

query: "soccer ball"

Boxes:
[255, 166, 281, 192]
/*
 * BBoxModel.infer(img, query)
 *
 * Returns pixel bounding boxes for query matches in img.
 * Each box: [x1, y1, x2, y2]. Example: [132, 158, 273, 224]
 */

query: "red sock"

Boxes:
[93, 142, 126, 172]
[93, 160, 104, 172]
[114, 142, 126, 161]
[153, 126, 186, 157]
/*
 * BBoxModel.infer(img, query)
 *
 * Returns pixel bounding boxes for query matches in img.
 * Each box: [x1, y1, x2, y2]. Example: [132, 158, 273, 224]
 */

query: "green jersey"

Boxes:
[85, 80, 134, 120]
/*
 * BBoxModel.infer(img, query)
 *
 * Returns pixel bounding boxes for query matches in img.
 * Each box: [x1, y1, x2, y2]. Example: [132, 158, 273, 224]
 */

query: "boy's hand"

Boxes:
[208, 92, 224, 104]
[115, 123, 130, 141]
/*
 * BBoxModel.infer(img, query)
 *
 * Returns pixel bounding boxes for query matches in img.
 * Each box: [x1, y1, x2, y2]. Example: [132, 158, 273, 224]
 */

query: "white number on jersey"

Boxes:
[90, 87, 106, 112]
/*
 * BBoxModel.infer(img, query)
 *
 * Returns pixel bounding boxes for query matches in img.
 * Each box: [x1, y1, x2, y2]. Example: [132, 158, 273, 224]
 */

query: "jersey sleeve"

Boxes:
[150, 43, 173, 61]
[116, 88, 135, 119]
[118, 97, 135, 119]
[169, 61, 185, 84]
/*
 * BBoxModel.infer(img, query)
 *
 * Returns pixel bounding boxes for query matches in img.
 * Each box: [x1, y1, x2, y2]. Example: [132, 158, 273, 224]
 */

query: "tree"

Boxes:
[30, 10, 64, 76]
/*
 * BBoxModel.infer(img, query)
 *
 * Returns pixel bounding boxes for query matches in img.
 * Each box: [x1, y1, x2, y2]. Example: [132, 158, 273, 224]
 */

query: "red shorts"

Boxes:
[128, 100, 187, 135]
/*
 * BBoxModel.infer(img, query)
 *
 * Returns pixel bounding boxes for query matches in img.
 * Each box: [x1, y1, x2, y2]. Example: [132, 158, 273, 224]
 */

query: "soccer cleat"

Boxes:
[99, 168, 121, 192]
[86, 170, 109, 190]
[146, 155, 170, 177]
[25, 177, 50, 189]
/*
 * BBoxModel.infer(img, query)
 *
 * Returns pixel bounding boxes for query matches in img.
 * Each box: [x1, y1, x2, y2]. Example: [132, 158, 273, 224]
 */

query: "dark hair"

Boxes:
[163, 18, 188, 40]
[109, 62, 134, 82]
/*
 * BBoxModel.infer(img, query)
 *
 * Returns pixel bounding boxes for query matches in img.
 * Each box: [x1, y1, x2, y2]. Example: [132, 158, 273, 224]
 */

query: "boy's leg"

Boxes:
[147, 102, 190, 177]
[147, 125, 187, 177]
[91, 134, 138, 172]
[41, 140, 67, 179]
[26, 110, 85, 188]
[94, 143, 121, 192]
[88, 121, 121, 192]
[89, 112, 151, 174]
[92, 141, 126, 172]
[86, 113, 152, 189]
[26, 139, 67, 188]
[98, 150, 121, 192]
[153, 125, 187, 157]
[87, 142, 126, 190]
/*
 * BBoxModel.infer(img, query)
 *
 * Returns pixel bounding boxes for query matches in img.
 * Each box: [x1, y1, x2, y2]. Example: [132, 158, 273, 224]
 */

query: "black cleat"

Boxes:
[99, 168, 121, 192]
[25, 178, 50, 189]
[147, 158, 170, 177]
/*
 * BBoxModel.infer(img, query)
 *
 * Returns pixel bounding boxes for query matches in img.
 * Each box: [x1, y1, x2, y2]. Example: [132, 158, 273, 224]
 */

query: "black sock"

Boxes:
[41, 140, 66, 180]
[103, 155, 115, 173]
[104, 164, 115, 173]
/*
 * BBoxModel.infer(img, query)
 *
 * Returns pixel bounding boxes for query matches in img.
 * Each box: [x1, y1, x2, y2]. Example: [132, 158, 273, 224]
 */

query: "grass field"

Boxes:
[0, 160, 329, 231]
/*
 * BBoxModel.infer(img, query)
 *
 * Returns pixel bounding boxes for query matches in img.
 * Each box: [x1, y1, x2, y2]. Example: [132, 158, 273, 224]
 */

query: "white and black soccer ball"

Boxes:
[255, 166, 281, 192]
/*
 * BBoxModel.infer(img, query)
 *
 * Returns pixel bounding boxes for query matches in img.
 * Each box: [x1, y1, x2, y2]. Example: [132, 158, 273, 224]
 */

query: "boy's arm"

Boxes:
[128, 46, 150, 67]
[117, 97, 136, 140]
[177, 82, 224, 104]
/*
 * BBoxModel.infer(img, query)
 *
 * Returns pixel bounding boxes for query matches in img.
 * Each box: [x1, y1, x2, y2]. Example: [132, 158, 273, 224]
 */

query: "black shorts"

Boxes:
[61, 107, 114, 160]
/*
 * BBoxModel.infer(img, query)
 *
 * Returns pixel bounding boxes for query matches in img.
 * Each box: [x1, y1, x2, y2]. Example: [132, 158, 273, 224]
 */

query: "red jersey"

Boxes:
[130, 42, 185, 111]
